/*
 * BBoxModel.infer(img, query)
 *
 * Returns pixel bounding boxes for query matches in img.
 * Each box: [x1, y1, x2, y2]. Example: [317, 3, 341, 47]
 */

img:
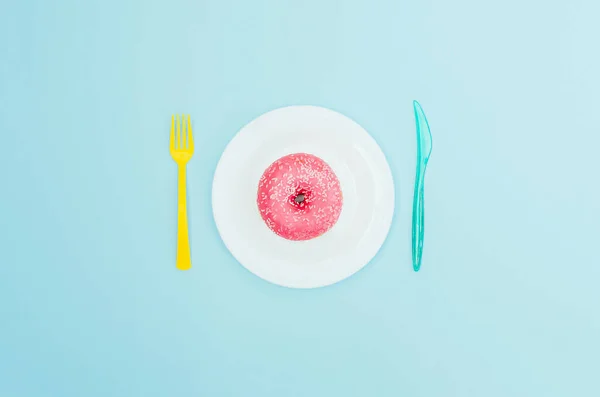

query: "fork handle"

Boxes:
[176, 164, 192, 270]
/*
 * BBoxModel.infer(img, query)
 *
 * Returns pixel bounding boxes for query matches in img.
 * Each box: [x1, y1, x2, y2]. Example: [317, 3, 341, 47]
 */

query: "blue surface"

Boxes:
[1, 0, 599, 396]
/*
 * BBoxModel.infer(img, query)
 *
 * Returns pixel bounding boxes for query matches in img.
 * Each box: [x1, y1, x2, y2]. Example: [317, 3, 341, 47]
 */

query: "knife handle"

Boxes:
[412, 170, 425, 271]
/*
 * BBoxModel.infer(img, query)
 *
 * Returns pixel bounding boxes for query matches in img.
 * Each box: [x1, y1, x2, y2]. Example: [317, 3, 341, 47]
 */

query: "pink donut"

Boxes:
[257, 153, 343, 241]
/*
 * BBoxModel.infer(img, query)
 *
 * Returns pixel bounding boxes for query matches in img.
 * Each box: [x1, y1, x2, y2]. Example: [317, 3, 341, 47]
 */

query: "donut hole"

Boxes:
[289, 188, 310, 209]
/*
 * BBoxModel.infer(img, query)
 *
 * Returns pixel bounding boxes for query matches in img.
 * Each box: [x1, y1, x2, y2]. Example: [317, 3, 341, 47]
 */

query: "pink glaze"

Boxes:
[257, 153, 343, 241]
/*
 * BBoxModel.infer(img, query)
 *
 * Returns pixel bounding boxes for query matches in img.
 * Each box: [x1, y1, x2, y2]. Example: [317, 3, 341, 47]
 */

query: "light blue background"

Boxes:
[1, 0, 599, 396]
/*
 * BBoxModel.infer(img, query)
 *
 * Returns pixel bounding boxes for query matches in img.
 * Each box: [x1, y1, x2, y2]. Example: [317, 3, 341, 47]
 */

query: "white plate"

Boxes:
[212, 106, 395, 288]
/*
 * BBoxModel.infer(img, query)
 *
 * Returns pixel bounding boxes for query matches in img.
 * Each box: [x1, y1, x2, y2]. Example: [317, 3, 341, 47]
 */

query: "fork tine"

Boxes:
[170, 115, 175, 150]
[177, 114, 182, 149]
[187, 115, 194, 151]
[182, 114, 187, 149]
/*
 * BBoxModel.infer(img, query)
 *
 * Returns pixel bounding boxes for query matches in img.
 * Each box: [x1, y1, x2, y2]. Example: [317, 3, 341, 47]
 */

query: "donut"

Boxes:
[257, 153, 343, 241]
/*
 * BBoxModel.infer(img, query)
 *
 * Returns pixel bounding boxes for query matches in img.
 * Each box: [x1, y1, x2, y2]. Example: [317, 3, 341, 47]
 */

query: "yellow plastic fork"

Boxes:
[170, 114, 194, 270]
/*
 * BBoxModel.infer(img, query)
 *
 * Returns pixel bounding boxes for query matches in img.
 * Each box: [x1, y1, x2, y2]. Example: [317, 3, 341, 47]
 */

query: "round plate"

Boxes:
[212, 106, 394, 288]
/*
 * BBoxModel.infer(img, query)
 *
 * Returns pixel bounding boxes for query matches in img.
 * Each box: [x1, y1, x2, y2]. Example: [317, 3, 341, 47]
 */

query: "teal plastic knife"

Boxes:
[412, 100, 433, 272]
